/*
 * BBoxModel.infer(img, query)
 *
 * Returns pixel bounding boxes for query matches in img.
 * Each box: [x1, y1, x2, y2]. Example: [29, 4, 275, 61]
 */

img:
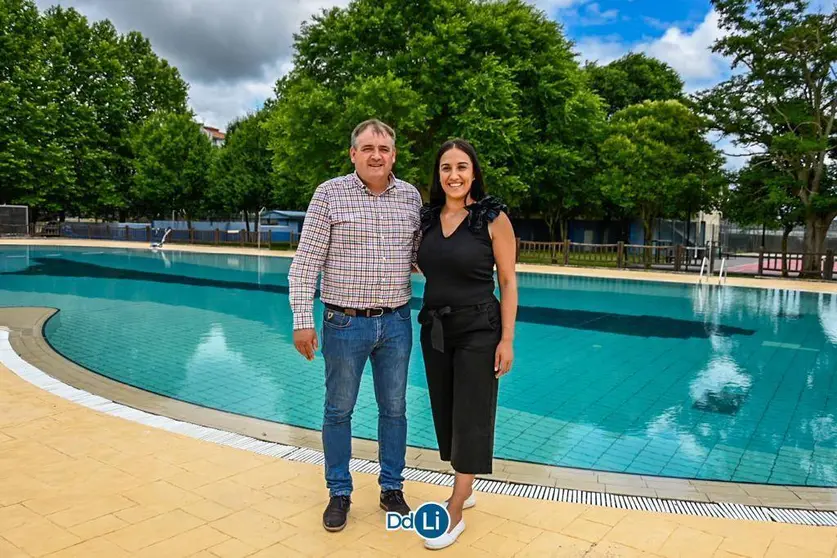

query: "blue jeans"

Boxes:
[320, 303, 412, 497]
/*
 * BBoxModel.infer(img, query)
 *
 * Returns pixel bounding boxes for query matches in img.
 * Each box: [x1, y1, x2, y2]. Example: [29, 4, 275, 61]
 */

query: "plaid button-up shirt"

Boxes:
[288, 172, 422, 330]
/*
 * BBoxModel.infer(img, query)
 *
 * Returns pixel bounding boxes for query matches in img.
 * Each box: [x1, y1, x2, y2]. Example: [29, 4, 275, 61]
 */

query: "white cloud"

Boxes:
[575, 9, 729, 91]
[34, 0, 349, 129]
[578, 3, 619, 26]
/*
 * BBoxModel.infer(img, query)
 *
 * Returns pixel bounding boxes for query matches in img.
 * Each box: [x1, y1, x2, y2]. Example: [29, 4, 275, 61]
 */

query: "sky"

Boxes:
[30, 0, 833, 168]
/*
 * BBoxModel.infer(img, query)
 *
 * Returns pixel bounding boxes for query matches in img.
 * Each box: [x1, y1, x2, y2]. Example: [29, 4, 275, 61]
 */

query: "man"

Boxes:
[289, 119, 422, 532]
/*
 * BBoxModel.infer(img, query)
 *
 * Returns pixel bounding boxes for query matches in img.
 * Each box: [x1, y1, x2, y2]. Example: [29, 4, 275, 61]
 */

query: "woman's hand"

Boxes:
[494, 339, 514, 378]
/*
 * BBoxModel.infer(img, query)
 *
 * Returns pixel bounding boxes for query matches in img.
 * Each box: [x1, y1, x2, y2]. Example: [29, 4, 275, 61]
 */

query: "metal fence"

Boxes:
[29, 222, 299, 249]
[516, 240, 711, 272]
[720, 222, 837, 253]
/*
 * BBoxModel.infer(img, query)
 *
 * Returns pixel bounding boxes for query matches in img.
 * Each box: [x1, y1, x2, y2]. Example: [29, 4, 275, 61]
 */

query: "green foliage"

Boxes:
[598, 100, 726, 243]
[699, 0, 837, 264]
[131, 112, 213, 222]
[585, 53, 685, 116]
[266, 0, 598, 211]
[208, 108, 275, 227]
[0, 0, 188, 220]
[723, 156, 803, 231]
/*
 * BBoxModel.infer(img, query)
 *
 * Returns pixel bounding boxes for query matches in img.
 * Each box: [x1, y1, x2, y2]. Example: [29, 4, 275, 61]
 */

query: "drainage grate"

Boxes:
[1, 330, 835, 528]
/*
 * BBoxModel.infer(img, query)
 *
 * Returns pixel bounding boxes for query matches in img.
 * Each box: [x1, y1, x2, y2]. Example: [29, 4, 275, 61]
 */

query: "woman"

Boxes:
[416, 139, 518, 550]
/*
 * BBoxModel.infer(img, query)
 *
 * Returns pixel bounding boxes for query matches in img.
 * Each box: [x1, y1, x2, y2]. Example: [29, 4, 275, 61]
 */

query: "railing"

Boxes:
[516, 240, 706, 271]
[516, 240, 835, 280]
[758, 248, 835, 280]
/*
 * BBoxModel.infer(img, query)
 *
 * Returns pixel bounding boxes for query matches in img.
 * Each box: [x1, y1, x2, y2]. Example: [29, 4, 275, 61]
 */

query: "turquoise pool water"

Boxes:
[1, 245, 836, 486]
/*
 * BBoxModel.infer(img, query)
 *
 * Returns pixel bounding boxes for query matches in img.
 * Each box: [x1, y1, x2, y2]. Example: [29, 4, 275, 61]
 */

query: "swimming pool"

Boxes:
[2, 245, 836, 487]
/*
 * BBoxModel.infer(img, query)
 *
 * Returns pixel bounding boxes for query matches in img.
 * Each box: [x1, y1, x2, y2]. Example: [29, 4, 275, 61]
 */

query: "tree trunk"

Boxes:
[244, 211, 250, 233]
[801, 214, 833, 277]
[559, 219, 569, 243]
[781, 224, 792, 278]
[643, 217, 654, 269]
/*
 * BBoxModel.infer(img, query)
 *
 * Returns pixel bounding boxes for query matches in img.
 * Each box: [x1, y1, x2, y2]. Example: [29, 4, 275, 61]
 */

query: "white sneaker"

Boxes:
[424, 519, 465, 550]
[442, 493, 476, 510]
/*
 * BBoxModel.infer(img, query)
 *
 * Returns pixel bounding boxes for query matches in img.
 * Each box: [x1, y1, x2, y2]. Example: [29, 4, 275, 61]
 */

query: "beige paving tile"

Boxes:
[105, 509, 204, 552]
[0, 474, 55, 507]
[251, 497, 321, 522]
[210, 509, 297, 550]
[513, 531, 593, 557]
[166, 471, 220, 491]
[195, 479, 271, 510]
[46, 495, 135, 528]
[560, 517, 613, 543]
[67, 514, 129, 540]
[657, 525, 723, 557]
[352, 528, 424, 556]
[717, 532, 773, 558]
[44, 537, 131, 558]
[765, 541, 832, 558]
[247, 543, 308, 557]
[112, 504, 169, 525]
[491, 519, 544, 543]
[771, 525, 837, 556]
[226, 462, 300, 490]
[603, 515, 679, 553]
[133, 525, 230, 558]
[471, 531, 528, 556]
[207, 538, 256, 558]
[0, 536, 30, 558]
[281, 528, 375, 557]
[121, 480, 202, 511]
[181, 499, 235, 522]
[0, 504, 42, 532]
[520, 503, 585, 533]
[586, 541, 649, 557]
[580, 506, 630, 527]
[2, 517, 82, 557]
[453, 510, 509, 546]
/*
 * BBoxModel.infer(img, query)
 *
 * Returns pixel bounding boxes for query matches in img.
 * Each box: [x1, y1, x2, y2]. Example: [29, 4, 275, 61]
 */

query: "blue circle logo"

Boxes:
[413, 502, 450, 540]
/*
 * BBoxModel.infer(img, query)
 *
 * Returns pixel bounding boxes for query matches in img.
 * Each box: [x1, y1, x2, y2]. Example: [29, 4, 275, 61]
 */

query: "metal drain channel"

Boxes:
[1, 329, 834, 528]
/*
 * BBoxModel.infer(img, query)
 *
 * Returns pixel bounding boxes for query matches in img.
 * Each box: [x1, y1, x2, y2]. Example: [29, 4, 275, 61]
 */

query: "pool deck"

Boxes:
[1, 239, 837, 556]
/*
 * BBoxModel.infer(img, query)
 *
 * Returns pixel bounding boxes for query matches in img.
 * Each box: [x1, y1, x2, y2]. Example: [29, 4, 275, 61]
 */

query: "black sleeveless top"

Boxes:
[417, 196, 507, 308]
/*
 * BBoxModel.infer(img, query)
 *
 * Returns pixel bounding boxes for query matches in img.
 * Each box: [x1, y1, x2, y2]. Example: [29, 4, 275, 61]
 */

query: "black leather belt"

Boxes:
[325, 303, 394, 317]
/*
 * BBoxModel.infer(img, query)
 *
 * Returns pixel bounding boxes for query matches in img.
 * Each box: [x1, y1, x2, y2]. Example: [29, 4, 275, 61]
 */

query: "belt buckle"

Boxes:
[369, 308, 384, 317]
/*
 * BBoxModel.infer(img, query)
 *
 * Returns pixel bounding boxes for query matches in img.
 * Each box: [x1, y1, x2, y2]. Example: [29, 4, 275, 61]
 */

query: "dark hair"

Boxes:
[429, 139, 486, 207]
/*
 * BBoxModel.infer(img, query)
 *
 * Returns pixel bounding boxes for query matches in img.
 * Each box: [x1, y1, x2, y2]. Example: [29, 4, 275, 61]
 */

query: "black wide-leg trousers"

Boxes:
[419, 299, 502, 474]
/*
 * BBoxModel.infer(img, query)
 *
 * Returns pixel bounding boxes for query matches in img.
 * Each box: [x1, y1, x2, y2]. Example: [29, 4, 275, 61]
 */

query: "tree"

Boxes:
[131, 112, 213, 225]
[266, 0, 598, 215]
[585, 53, 685, 116]
[724, 157, 804, 276]
[209, 108, 275, 232]
[699, 0, 837, 276]
[597, 100, 726, 250]
[0, 1, 188, 221]
[0, 0, 71, 218]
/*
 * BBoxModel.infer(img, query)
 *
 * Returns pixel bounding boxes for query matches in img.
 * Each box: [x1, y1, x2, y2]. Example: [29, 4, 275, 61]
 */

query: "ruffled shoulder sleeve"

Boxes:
[420, 203, 442, 234]
[465, 196, 508, 233]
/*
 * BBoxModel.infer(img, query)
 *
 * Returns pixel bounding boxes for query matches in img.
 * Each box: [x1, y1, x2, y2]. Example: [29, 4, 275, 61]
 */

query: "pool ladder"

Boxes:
[698, 256, 728, 285]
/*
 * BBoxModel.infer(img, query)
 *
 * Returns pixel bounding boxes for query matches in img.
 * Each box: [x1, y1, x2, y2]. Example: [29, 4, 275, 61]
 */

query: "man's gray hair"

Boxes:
[351, 119, 396, 148]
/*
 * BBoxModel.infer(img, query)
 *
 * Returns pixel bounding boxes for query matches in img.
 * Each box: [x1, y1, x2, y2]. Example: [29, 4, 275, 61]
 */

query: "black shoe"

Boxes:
[323, 495, 351, 532]
[380, 489, 411, 516]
